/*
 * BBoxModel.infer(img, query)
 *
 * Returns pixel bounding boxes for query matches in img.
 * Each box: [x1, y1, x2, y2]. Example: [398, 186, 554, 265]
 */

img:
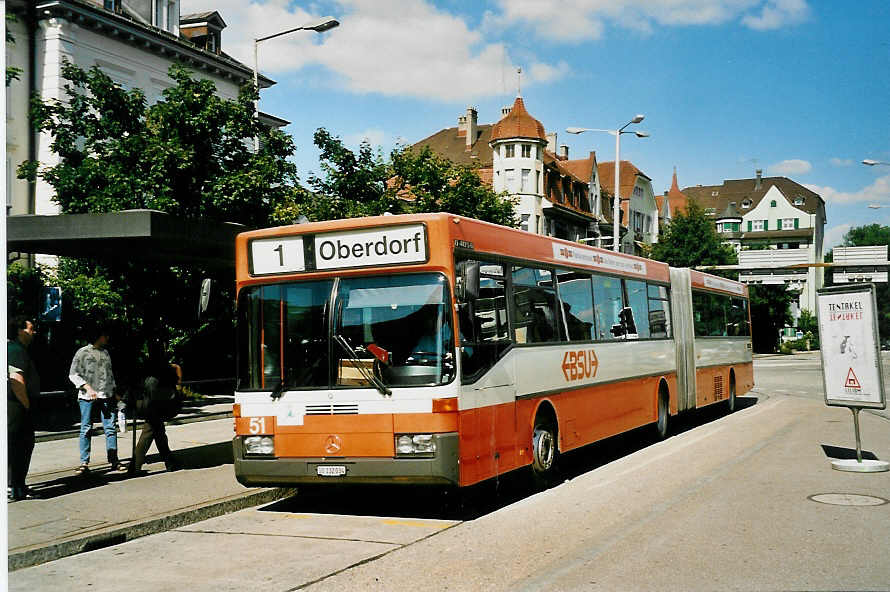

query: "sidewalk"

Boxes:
[8, 416, 293, 570]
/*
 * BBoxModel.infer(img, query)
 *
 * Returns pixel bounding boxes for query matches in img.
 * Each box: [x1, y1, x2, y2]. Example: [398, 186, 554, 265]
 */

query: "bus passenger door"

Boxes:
[670, 268, 696, 412]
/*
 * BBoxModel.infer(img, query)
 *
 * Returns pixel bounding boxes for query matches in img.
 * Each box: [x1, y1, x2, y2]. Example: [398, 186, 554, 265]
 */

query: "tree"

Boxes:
[6, 14, 23, 86]
[19, 61, 301, 227]
[274, 130, 517, 227]
[749, 285, 794, 353]
[650, 199, 738, 270]
[13, 62, 304, 387]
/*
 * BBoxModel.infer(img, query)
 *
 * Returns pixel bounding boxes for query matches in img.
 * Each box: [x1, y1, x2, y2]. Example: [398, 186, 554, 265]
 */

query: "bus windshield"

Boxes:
[237, 273, 454, 391]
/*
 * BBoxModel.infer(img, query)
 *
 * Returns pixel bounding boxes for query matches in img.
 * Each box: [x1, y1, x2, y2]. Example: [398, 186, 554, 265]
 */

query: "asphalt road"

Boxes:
[10, 356, 890, 591]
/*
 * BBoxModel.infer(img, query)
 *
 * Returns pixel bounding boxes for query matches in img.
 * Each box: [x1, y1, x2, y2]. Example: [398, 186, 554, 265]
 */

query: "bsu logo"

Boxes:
[562, 349, 598, 381]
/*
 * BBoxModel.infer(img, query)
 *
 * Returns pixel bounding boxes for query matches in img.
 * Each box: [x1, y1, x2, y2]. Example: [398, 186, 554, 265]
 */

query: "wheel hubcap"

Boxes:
[533, 426, 554, 472]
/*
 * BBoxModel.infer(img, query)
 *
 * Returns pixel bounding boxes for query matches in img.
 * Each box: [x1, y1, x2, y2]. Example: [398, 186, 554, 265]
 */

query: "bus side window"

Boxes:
[592, 274, 625, 340]
[624, 279, 649, 339]
[556, 270, 596, 341]
[511, 266, 560, 344]
[647, 284, 671, 338]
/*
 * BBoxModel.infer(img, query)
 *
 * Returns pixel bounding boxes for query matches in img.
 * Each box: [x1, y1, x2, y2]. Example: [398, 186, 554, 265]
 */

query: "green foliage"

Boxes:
[797, 308, 818, 336]
[650, 199, 737, 271]
[7, 262, 46, 320]
[274, 130, 517, 227]
[391, 146, 517, 226]
[749, 285, 794, 353]
[843, 224, 890, 247]
[6, 14, 22, 86]
[14, 62, 296, 386]
[19, 61, 300, 227]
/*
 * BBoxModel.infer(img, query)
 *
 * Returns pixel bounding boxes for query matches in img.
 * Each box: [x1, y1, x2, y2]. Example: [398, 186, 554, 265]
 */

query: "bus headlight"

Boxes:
[244, 436, 274, 456]
[395, 434, 437, 457]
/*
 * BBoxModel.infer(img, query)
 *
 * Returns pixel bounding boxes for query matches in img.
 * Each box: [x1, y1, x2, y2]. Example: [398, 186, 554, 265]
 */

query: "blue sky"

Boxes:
[182, 0, 890, 249]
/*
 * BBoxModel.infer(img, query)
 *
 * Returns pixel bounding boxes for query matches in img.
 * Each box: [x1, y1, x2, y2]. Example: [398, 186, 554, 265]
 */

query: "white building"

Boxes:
[597, 160, 659, 255]
[682, 170, 826, 317]
[412, 97, 608, 242]
[6, 0, 280, 220]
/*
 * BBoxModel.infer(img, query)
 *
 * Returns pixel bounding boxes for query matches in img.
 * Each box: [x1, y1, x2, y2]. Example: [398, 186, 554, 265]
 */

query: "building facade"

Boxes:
[597, 160, 659, 255]
[412, 97, 611, 242]
[681, 170, 826, 317]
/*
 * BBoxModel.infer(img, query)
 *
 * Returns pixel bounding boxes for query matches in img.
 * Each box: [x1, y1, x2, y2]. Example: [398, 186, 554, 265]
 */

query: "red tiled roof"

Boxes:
[490, 96, 546, 142]
[665, 168, 688, 215]
[597, 161, 649, 199]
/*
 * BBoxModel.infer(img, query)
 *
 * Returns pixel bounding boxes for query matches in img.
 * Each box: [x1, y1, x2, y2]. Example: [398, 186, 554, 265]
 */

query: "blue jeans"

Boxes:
[79, 398, 118, 465]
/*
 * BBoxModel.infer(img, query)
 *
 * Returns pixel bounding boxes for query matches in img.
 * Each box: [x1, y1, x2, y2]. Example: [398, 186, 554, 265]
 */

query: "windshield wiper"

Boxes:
[333, 334, 392, 396]
[270, 379, 285, 400]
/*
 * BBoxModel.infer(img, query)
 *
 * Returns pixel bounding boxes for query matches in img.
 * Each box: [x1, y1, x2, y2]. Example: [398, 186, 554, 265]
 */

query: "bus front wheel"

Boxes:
[531, 416, 558, 488]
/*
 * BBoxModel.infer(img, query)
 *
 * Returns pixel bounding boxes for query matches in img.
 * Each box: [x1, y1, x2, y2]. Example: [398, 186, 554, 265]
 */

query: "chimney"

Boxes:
[457, 114, 467, 135]
[755, 169, 763, 190]
[559, 145, 569, 160]
[465, 106, 477, 151]
[501, 105, 513, 117]
[546, 132, 557, 153]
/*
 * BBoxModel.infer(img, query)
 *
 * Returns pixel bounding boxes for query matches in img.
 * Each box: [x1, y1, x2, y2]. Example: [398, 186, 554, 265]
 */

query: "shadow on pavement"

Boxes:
[821, 444, 879, 461]
[25, 441, 234, 499]
[261, 396, 761, 523]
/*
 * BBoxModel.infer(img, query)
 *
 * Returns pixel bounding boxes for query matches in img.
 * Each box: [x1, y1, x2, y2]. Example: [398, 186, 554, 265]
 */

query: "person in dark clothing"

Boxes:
[8, 316, 39, 501]
[128, 354, 182, 475]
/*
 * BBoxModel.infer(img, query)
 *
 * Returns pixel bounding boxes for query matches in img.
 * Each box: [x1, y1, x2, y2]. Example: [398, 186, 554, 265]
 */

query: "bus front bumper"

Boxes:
[233, 433, 459, 487]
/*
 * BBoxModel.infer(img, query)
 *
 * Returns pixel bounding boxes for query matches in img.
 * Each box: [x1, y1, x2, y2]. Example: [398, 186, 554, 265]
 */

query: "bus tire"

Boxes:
[531, 414, 558, 488]
[655, 389, 669, 440]
[727, 373, 737, 413]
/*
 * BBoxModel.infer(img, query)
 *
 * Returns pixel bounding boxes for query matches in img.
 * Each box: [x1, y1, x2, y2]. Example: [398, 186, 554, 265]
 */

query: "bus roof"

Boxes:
[689, 269, 749, 298]
[236, 213, 672, 284]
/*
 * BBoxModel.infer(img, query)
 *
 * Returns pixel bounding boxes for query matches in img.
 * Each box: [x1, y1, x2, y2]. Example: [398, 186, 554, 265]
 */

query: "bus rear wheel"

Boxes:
[655, 391, 669, 440]
[531, 416, 558, 488]
[727, 374, 737, 413]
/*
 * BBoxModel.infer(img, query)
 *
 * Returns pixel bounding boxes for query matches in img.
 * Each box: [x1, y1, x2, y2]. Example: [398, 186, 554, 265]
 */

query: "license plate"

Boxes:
[316, 465, 346, 477]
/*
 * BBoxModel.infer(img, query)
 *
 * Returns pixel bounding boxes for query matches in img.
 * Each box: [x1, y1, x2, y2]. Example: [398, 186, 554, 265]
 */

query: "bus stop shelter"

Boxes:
[6, 209, 246, 269]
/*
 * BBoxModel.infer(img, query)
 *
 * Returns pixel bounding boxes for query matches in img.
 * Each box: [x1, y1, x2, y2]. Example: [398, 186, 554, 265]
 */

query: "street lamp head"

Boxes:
[631, 114, 645, 124]
[565, 127, 587, 134]
[634, 131, 650, 138]
[868, 204, 884, 209]
[304, 16, 340, 32]
[863, 159, 879, 166]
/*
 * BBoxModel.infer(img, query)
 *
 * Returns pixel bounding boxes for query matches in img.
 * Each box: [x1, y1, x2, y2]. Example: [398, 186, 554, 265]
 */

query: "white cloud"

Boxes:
[345, 128, 386, 148]
[769, 159, 812, 175]
[823, 223, 851, 251]
[830, 157, 853, 167]
[742, 0, 809, 31]
[182, 0, 568, 101]
[487, 0, 810, 42]
[804, 175, 890, 204]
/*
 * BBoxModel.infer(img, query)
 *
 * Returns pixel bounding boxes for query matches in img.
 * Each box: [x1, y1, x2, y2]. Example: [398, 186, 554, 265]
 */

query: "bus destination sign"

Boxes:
[315, 224, 427, 270]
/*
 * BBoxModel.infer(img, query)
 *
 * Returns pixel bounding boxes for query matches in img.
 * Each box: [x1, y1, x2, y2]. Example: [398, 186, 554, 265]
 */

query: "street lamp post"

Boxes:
[567, 116, 649, 252]
[253, 16, 339, 151]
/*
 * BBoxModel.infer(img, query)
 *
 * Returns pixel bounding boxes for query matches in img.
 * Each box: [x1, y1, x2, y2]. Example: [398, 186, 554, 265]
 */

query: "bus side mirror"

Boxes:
[457, 261, 480, 302]
[198, 278, 213, 319]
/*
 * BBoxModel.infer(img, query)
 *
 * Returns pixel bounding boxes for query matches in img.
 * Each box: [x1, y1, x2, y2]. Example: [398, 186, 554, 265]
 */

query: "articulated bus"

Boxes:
[232, 213, 753, 488]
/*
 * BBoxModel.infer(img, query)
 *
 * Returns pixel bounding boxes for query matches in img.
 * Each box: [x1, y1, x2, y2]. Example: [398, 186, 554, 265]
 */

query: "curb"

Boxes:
[8, 486, 296, 571]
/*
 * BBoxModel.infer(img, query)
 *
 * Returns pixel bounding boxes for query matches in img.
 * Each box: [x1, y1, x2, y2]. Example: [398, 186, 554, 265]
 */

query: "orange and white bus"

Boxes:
[232, 213, 753, 488]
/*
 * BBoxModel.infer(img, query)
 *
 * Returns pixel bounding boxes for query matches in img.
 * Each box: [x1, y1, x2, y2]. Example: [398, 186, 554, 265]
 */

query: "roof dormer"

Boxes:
[180, 11, 227, 55]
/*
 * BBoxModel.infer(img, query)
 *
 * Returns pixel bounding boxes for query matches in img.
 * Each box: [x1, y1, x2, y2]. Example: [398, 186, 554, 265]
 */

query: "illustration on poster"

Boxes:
[840, 335, 858, 359]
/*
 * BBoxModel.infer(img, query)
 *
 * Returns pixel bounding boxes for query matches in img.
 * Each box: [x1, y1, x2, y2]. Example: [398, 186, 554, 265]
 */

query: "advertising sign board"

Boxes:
[817, 284, 886, 410]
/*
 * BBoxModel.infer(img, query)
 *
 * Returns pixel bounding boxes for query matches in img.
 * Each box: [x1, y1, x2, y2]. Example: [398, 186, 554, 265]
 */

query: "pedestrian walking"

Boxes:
[129, 352, 182, 475]
[69, 323, 124, 474]
[7, 316, 40, 501]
